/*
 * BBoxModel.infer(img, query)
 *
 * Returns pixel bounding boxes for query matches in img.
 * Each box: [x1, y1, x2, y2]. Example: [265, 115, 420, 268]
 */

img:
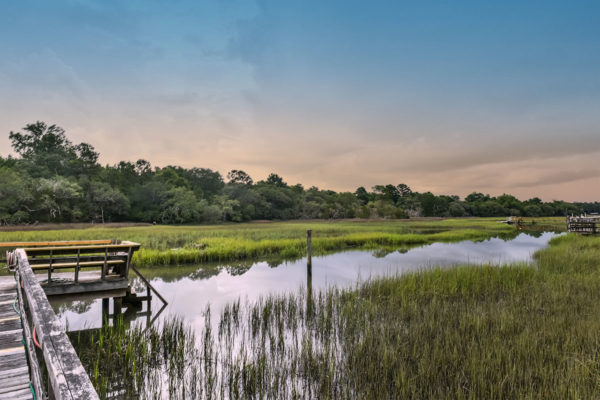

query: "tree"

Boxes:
[419, 192, 436, 217]
[88, 182, 129, 223]
[0, 167, 33, 224]
[372, 184, 400, 204]
[354, 186, 370, 205]
[156, 166, 189, 188]
[160, 187, 201, 224]
[184, 168, 224, 198]
[397, 183, 412, 197]
[135, 159, 152, 177]
[71, 142, 100, 177]
[465, 192, 490, 203]
[35, 177, 82, 220]
[266, 173, 287, 187]
[227, 170, 253, 185]
[9, 121, 77, 177]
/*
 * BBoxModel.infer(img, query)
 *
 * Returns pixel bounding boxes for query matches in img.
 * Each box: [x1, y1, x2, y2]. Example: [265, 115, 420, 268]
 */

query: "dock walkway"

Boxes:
[0, 240, 153, 400]
[0, 285, 33, 400]
[0, 240, 166, 400]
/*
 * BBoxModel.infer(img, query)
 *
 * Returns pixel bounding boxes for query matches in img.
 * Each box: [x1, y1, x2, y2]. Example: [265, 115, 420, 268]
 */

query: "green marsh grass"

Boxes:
[75, 231, 600, 399]
[0, 217, 554, 267]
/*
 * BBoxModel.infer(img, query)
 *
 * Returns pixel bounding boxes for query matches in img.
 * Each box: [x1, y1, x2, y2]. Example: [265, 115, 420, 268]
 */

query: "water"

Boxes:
[53, 232, 557, 332]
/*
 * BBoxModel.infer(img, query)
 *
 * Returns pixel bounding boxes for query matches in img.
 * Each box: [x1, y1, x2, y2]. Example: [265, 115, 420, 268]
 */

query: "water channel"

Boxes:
[53, 231, 558, 333]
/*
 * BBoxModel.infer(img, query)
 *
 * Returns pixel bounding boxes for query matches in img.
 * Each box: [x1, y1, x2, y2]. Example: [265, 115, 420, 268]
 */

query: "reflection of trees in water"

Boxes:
[225, 263, 252, 276]
[372, 249, 392, 258]
[55, 299, 94, 316]
[517, 229, 544, 238]
[130, 232, 548, 291]
[130, 278, 147, 294]
[373, 246, 412, 258]
[496, 231, 523, 241]
[267, 259, 285, 268]
[188, 266, 224, 280]
[137, 257, 293, 284]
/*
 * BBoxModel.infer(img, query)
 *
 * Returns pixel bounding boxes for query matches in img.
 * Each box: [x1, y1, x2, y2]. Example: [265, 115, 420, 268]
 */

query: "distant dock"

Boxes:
[567, 215, 600, 235]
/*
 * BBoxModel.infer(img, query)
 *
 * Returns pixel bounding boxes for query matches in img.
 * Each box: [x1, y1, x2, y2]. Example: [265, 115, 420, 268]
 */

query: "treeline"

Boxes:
[0, 122, 593, 225]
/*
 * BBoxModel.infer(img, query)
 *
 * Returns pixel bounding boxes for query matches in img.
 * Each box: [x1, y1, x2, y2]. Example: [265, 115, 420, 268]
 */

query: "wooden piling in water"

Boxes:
[306, 229, 313, 316]
[307, 230, 312, 269]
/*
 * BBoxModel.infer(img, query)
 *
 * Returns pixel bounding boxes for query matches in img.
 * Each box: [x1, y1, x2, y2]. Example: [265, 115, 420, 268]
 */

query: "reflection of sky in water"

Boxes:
[53, 232, 558, 332]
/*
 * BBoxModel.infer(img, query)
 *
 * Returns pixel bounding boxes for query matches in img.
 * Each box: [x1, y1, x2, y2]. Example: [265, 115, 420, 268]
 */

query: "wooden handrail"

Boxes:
[0, 240, 114, 248]
[24, 242, 139, 252]
[31, 259, 126, 270]
[14, 267, 44, 399]
[24, 242, 140, 257]
[16, 249, 100, 399]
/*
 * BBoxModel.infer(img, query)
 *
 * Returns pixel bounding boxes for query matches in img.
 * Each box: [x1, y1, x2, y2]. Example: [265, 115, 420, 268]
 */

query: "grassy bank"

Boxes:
[1, 217, 561, 266]
[201, 234, 600, 399]
[74, 231, 600, 399]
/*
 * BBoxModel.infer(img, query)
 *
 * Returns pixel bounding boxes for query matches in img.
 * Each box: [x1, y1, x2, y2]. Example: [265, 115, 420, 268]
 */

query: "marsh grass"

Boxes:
[72, 316, 202, 399]
[75, 232, 600, 399]
[0, 218, 549, 267]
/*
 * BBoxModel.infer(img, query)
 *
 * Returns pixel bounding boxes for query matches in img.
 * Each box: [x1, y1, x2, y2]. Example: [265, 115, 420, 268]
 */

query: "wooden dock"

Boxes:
[0, 285, 33, 400]
[0, 239, 165, 400]
[567, 215, 600, 234]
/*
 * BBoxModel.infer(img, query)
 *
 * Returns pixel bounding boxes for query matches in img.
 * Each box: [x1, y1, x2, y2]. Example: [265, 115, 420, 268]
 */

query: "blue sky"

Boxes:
[1, 0, 599, 200]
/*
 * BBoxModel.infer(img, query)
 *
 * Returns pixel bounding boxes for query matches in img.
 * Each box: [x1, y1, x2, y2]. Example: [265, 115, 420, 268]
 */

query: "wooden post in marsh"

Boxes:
[307, 230, 312, 269]
[102, 298, 109, 327]
[306, 229, 313, 316]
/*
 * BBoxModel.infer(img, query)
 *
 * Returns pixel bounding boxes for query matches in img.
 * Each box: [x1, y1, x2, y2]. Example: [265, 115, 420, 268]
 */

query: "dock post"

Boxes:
[306, 230, 313, 316]
[102, 298, 109, 326]
[113, 297, 123, 319]
[307, 230, 312, 269]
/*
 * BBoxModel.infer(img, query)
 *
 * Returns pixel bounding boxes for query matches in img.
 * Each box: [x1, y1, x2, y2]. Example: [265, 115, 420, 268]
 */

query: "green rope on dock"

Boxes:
[29, 381, 36, 400]
[13, 297, 21, 317]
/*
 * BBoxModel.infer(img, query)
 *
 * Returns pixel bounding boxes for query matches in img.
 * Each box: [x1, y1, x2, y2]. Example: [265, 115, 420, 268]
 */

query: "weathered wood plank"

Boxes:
[0, 372, 29, 384]
[0, 367, 28, 380]
[24, 242, 139, 256]
[0, 352, 27, 372]
[43, 279, 129, 297]
[31, 259, 125, 270]
[0, 387, 33, 400]
[0, 240, 112, 248]
[16, 249, 99, 400]
[28, 254, 127, 265]
[13, 270, 43, 400]
[0, 281, 17, 292]
[0, 382, 29, 394]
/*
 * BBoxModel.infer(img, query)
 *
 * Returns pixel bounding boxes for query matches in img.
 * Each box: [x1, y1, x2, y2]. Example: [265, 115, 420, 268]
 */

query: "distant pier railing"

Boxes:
[567, 215, 600, 234]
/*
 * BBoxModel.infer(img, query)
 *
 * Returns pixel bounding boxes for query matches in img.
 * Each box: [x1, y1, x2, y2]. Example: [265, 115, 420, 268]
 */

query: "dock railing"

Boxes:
[16, 240, 140, 284]
[567, 215, 600, 234]
[14, 248, 99, 400]
[3, 239, 166, 399]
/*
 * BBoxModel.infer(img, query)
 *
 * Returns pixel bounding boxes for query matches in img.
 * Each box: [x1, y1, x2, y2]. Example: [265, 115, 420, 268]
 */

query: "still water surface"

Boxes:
[53, 232, 558, 332]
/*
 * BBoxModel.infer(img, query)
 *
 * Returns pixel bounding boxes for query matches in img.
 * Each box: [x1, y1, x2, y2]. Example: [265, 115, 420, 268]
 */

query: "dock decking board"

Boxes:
[0, 289, 33, 400]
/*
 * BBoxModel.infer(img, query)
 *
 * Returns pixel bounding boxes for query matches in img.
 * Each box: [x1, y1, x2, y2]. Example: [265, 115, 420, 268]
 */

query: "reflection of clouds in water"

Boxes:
[55, 232, 558, 333]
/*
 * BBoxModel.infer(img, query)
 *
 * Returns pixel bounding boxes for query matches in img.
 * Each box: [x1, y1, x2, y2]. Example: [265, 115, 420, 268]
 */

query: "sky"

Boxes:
[1, 0, 599, 201]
